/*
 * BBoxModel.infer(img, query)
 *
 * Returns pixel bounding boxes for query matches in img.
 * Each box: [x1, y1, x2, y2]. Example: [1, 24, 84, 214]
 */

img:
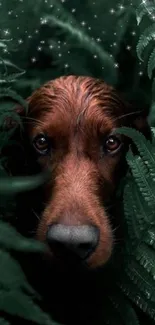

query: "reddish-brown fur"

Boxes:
[4, 75, 151, 271]
[3, 75, 152, 325]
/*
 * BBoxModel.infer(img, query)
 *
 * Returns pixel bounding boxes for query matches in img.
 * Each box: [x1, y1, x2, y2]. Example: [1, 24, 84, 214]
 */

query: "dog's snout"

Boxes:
[46, 224, 99, 260]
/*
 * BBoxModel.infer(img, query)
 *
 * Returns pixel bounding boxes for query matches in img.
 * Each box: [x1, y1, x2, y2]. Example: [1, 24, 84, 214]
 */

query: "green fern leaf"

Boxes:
[115, 127, 155, 178]
[136, 23, 155, 61]
[144, 228, 155, 249]
[148, 47, 155, 79]
[119, 275, 155, 320]
[136, 2, 155, 25]
[136, 5, 147, 26]
[123, 180, 141, 245]
[125, 259, 155, 303]
[108, 292, 140, 325]
[136, 243, 155, 277]
[126, 150, 155, 207]
[123, 178, 154, 249]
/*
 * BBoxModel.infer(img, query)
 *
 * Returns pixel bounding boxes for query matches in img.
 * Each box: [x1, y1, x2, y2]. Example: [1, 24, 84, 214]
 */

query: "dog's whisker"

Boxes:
[113, 109, 143, 122]
[111, 225, 120, 234]
[32, 209, 40, 221]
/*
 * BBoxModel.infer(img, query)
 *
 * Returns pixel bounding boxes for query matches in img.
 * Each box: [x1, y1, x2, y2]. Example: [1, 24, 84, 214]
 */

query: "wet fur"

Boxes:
[2, 75, 152, 325]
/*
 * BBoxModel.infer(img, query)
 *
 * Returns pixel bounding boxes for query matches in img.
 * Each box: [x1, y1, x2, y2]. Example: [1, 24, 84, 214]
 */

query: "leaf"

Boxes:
[136, 4, 147, 26]
[0, 220, 45, 253]
[115, 127, 155, 178]
[136, 243, 155, 277]
[126, 150, 155, 208]
[0, 290, 52, 325]
[0, 88, 28, 114]
[136, 23, 155, 61]
[148, 47, 155, 79]
[0, 249, 35, 293]
[0, 170, 50, 194]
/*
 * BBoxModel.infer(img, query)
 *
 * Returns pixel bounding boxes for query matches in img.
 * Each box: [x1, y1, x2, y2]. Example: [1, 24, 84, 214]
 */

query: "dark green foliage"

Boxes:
[0, 1, 155, 325]
[0, 221, 53, 324]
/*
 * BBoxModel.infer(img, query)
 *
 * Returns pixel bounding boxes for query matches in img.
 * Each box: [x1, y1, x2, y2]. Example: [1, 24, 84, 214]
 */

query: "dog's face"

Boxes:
[5, 75, 151, 271]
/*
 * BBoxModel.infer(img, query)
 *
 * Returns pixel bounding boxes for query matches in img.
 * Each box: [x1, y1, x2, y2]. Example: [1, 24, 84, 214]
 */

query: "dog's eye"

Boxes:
[104, 135, 122, 154]
[33, 133, 50, 155]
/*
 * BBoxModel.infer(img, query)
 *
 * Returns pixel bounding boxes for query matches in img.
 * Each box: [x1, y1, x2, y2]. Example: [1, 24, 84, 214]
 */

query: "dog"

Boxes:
[2, 75, 152, 325]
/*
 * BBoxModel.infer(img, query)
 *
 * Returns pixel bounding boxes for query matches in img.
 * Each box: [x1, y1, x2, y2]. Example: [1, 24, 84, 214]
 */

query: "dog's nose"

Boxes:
[46, 224, 99, 260]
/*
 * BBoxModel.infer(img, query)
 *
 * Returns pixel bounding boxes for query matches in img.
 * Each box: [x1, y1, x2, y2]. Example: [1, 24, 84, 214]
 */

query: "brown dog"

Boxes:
[3, 75, 151, 324]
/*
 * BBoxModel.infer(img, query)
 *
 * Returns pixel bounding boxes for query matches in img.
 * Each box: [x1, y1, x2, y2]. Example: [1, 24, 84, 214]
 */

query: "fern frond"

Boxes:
[144, 228, 155, 249]
[136, 4, 147, 26]
[124, 259, 155, 303]
[123, 177, 154, 248]
[148, 47, 155, 79]
[119, 275, 155, 320]
[136, 243, 155, 276]
[123, 180, 141, 245]
[136, 2, 155, 25]
[108, 292, 140, 325]
[115, 127, 155, 178]
[126, 150, 155, 208]
[136, 23, 155, 61]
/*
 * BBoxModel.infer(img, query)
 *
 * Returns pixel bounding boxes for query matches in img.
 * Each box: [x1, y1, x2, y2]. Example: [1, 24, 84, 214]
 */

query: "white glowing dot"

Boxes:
[81, 21, 86, 26]
[110, 8, 115, 14]
[31, 57, 37, 62]
[114, 63, 119, 68]
[40, 17, 48, 24]
[3, 29, 10, 36]
[72, 8, 76, 13]
[118, 5, 124, 10]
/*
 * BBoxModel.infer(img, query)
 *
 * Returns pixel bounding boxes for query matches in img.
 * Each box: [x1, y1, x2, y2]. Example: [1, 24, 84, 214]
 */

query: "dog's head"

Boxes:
[3, 75, 152, 271]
